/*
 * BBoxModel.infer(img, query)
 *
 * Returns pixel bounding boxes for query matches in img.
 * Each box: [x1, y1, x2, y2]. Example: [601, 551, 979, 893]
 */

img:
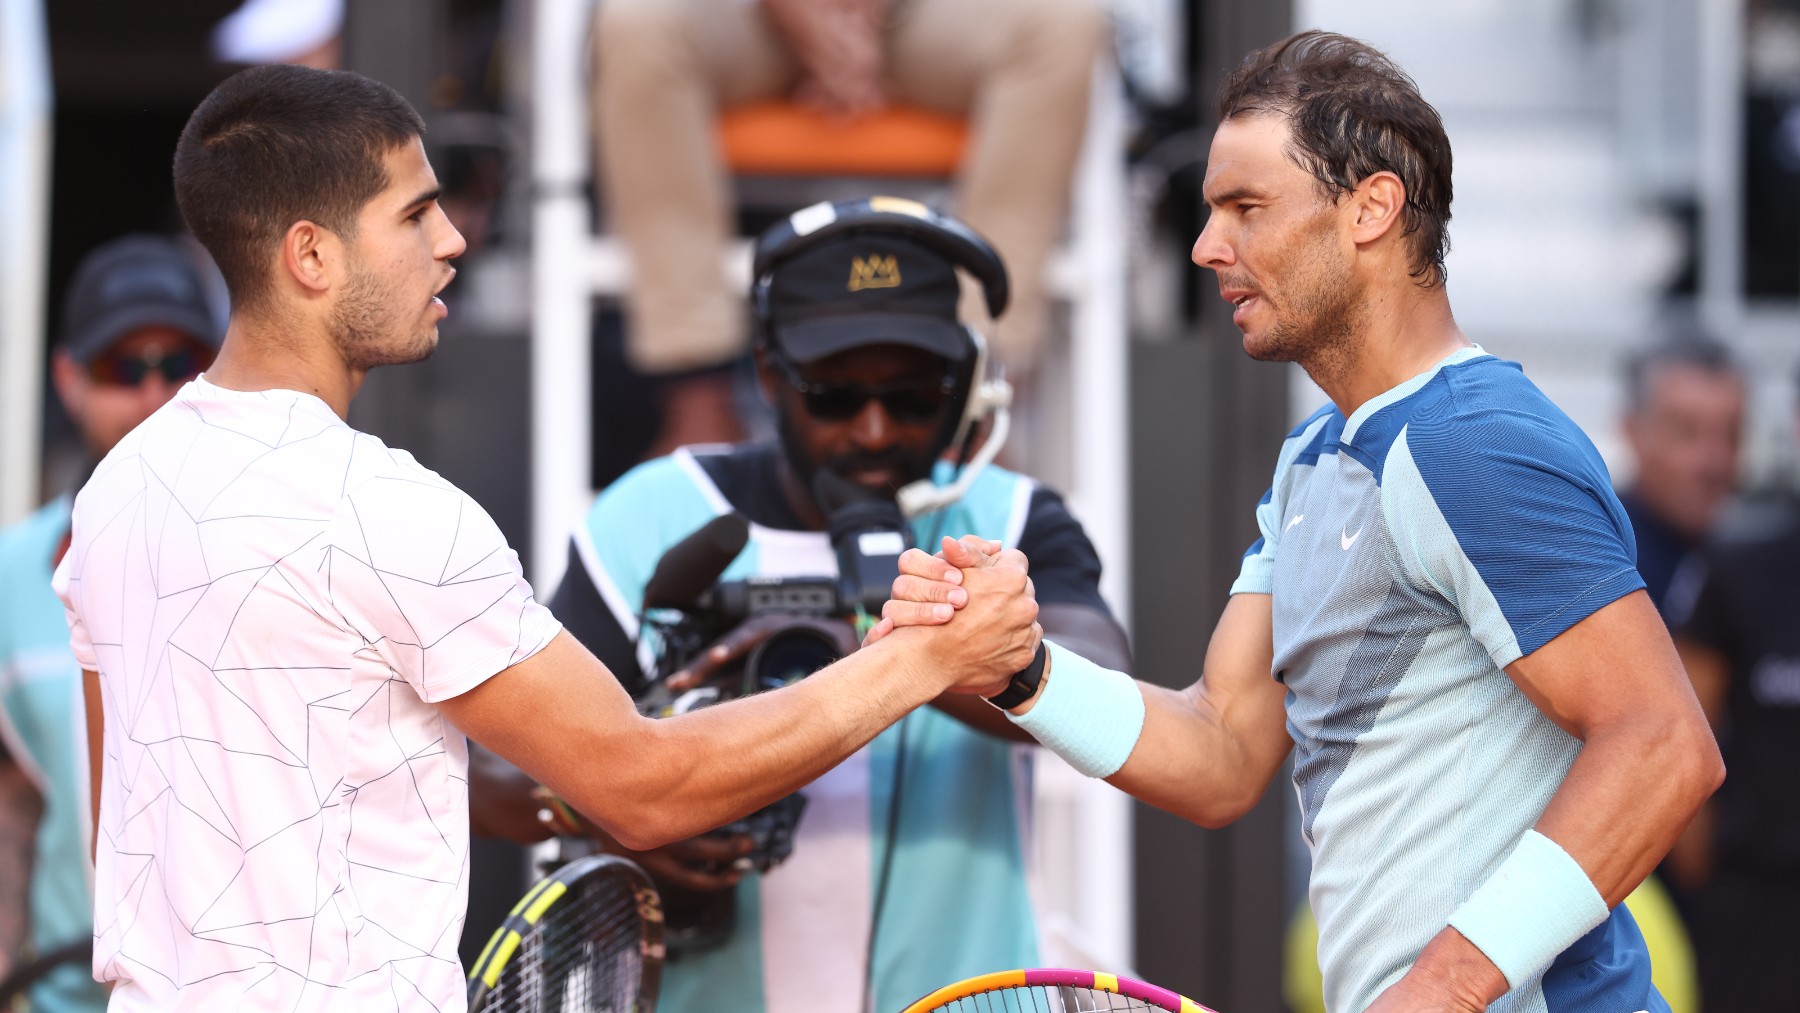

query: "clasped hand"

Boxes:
[865, 535, 1041, 697]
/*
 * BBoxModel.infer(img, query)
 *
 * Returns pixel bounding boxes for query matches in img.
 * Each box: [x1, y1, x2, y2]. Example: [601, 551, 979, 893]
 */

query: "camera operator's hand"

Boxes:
[597, 829, 757, 893]
[868, 536, 1040, 696]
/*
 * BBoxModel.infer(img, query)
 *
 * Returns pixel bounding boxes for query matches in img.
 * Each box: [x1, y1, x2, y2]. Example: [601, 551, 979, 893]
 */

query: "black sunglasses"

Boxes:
[86, 345, 212, 387]
[774, 356, 956, 424]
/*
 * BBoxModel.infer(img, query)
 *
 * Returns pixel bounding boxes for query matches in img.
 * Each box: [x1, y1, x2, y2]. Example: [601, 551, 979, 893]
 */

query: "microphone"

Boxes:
[814, 472, 909, 614]
[643, 513, 752, 610]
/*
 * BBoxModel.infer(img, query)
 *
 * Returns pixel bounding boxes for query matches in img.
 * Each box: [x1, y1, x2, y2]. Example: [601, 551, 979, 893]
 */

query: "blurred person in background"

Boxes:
[471, 200, 1132, 1012]
[212, 0, 344, 70]
[1615, 334, 1744, 957]
[591, 0, 1109, 453]
[0, 235, 222, 1011]
[1617, 334, 1746, 615]
[1669, 364, 1800, 1013]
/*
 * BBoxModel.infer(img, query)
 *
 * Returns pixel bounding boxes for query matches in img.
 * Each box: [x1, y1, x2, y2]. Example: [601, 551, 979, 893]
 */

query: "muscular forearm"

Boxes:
[1103, 594, 1289, 826]
[1505, 593, 1725, 907]
[1382, 714, 1720, 1012]
[484, 629, 948, 850]
[597, 629, 950, 845]
[1534, 713, 1722, 906]
[1381, 592, 1726, 1008]
[1109, 678, 1289, 827]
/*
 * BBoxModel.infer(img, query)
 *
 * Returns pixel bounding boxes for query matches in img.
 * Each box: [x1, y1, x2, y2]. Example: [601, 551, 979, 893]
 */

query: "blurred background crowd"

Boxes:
[0, 0, 1797, 1010]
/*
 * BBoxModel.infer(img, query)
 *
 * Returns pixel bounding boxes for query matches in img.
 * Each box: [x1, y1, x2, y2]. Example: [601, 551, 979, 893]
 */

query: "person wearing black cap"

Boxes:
[0, 233, 221, 1012]
[471, 200, 1133, 1013]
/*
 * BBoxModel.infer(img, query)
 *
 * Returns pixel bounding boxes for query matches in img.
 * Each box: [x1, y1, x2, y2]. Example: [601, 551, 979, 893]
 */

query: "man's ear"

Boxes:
[280, 220, 340, 296]
[1349, 170, 1407, 247]
[50, 349, 89, 421]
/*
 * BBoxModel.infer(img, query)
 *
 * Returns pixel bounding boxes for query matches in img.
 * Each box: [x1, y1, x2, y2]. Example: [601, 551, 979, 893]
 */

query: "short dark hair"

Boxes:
[1217, 30, 1454, 286]
[1624, 327, 1742, 413]
[172, 64, 425, 309]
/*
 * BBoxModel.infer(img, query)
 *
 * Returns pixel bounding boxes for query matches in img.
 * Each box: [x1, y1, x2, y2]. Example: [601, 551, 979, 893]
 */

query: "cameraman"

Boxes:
[472, 200, 1129, 1011]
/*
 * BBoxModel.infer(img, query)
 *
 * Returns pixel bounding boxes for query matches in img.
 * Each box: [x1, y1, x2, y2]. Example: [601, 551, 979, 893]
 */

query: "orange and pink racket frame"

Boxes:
[901, 968, 1219, 1012]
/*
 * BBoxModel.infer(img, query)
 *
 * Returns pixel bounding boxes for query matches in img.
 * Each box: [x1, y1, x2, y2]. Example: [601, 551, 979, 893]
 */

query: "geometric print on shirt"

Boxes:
[53, 376, 559, 1012]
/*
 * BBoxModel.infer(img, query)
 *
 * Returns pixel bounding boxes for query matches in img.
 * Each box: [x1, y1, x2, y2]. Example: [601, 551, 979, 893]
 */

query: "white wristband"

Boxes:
[1006, 641, 1145, 778]
[1446, 829, 1609, 990]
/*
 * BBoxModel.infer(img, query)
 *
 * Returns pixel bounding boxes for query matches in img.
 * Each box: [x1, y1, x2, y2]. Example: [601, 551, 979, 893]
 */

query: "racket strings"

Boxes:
[929, 985, 1164, 1013]
[483, 875, 650, 1013]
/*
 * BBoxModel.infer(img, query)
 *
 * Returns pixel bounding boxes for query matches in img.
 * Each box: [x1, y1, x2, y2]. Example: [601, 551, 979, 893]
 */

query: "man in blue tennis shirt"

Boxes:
[881, 31, 1722, 1013]
[471, 199, 1131, 1012]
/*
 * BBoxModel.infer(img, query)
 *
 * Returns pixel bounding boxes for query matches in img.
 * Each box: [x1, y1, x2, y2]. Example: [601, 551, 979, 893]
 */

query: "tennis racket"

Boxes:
[466, 854, 665, 1013]
[901, 968, 1218, 1013]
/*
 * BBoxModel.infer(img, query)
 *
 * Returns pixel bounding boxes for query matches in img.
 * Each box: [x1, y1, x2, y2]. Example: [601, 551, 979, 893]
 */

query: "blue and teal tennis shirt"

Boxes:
[1234, 347, 1666, 1013]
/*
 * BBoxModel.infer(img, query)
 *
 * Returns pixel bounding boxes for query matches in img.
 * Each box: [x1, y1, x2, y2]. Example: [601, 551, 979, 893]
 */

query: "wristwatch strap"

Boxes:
[986, 642, 1048, 710]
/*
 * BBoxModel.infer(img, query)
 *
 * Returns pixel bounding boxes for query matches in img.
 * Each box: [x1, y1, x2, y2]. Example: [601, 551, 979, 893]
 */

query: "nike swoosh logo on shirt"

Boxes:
[1340, 525, 1362, 550]
[1285, 514, 1305, 531]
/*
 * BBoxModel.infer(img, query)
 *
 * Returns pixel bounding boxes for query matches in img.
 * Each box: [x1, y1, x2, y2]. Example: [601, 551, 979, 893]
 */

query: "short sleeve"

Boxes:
[1231, 486, 1281, 596]
[1233, 405, 1339, 596]
[1384, 414, 1644, 669]
[50, 551, 97, 670]
[323, 470, 561, 702]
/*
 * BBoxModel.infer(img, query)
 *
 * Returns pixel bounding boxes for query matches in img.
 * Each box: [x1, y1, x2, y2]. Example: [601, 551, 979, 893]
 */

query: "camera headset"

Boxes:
[751, 196, 1016, 519]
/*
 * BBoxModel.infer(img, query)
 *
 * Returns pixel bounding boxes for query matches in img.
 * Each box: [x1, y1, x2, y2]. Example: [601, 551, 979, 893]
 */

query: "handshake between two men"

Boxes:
[460, 534, 1062, 860]
[869, 536, 1052, 709]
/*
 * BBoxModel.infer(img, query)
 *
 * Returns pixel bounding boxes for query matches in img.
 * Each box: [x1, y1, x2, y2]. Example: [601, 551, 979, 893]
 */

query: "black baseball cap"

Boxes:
[765, 233, 969, 365]
[60, 235, 221, 363]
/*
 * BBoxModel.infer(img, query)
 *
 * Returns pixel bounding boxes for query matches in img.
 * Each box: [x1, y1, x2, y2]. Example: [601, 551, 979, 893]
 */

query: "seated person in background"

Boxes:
[1669, 364, 1800, 1013]
[1617, 332, 1745, 614]
[592, 0, 1108, 452]
[472, 199, 1131, 1012]
[0, 235, 222, 1011]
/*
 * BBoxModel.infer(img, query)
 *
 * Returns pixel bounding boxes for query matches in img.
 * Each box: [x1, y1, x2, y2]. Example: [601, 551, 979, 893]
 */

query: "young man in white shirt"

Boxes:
[54, 63, 1038, 1012]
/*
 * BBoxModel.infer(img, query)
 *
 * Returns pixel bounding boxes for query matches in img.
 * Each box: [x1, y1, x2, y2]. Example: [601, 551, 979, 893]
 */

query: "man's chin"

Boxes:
[1241, 328, 1296, 364]
[354, 334, 438, 371]
[847, 470, 901, 492]
[396, 329, 440, 365]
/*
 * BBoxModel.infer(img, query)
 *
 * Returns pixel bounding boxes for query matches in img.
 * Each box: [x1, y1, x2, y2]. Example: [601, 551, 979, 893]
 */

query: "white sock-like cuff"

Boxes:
[1006, 641, 1146, 778]
[1447, 829, 1609, 990]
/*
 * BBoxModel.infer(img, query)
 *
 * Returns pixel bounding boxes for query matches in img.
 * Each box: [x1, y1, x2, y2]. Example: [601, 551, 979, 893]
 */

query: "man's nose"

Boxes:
[849, 398, 895, 447]
[1192, 219, 1234, 269]
[138, 371, 178, 406]
[435, 208, 468, 260]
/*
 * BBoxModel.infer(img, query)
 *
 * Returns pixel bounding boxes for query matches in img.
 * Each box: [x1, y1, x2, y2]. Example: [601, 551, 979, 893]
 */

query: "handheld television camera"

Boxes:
[631, 481, 908, 955]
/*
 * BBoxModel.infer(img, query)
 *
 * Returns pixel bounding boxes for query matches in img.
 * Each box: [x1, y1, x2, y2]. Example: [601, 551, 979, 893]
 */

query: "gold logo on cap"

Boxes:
[848, 255, 901, 292]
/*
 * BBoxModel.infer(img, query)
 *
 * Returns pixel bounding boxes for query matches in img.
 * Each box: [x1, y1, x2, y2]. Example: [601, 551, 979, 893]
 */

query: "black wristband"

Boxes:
[986, 642, 1048, 710]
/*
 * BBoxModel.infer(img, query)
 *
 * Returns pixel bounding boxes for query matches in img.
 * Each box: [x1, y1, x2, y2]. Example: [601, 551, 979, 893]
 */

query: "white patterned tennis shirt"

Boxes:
[53, 376, 561, 1011]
